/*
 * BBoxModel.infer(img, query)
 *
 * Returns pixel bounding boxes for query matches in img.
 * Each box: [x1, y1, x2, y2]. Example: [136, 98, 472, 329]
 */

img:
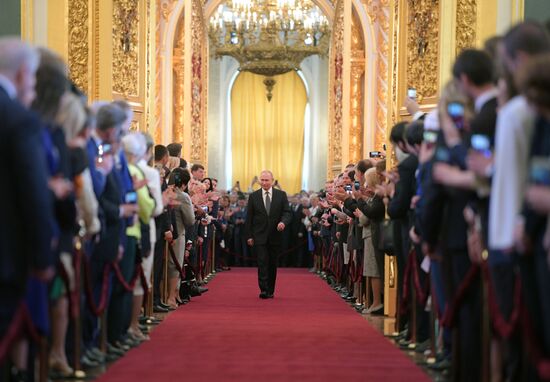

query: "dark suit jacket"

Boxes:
[388, 154, 418, 221]
[94, 171, 122, 262]
[0, 87, 55, 297]
[245, 188, 292, 246]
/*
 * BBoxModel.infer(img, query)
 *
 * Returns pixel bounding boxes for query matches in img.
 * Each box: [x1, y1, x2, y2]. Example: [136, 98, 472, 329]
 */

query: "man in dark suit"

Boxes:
[245, 170, 291, 298]
[0, 38, 55, 379]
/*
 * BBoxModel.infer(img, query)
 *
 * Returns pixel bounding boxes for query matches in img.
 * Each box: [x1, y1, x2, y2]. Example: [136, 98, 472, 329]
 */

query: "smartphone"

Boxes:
[423, 130, 438, 144]
[407, 88, 417, 99]
[369, 151, 382, 158]
[471, 134, 491, 157]
[201, 205, 209, 213]
[447, 102, 465, 130]
[125, 191, 137, 204]
[354, 180, 361, 191]
[435, 147, 450, 163]
[98, 143, 112, 156]
[530, 157, 550, 186]
[383, 143, 387, 152]
[344, 184, 352, 194]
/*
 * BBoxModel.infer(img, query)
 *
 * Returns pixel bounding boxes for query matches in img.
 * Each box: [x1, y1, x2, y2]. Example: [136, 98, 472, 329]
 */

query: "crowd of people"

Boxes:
[2, 18, 550, 382]
[308, 20, 550, 382]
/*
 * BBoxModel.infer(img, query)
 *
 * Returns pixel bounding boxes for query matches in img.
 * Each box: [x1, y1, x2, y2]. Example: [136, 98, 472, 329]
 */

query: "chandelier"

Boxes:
[208, 0, 330, 100]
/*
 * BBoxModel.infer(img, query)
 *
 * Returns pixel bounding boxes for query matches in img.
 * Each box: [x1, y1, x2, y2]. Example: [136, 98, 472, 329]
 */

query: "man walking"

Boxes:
[245, 170, 291, 299]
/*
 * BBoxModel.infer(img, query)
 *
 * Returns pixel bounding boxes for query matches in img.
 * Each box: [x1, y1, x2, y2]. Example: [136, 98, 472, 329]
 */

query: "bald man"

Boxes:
[245, 170, 292, 298]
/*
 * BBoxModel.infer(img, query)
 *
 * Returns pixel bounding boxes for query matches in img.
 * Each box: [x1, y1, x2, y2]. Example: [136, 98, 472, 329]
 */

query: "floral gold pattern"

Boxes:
[113, 0, 140, 97]
[456, 0, 476, 56]
[407, 0, 439, 99]
[68, 0, 89, 94]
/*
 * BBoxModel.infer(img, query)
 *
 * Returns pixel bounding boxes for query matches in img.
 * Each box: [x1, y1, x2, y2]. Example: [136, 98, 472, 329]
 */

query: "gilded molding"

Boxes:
[364, 0, 392, 154]
[407, 0, 439, 99]
[349, 10, 364, 164]
[68, 0, 89, 94]
[172, 16, 185, 144]
[456, 0, 476, 56]
[328, 0, 344, 176]
[113, 0, 140, 97]
[190, 0, 206, 164]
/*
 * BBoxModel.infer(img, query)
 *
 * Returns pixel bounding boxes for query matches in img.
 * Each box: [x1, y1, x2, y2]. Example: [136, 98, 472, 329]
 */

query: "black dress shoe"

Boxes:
[259, 292, 268, 299]
[153, 304, 169, 313]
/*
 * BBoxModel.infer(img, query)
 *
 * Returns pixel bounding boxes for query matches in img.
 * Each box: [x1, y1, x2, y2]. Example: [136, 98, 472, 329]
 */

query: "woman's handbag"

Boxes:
[379, 219, 395, 256]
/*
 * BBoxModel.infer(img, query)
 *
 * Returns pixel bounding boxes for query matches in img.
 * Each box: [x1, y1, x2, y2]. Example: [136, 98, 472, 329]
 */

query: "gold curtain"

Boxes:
[231, 71, 307, 194]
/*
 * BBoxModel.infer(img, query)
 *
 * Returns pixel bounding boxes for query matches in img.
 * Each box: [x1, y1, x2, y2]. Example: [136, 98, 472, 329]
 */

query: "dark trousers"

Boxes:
[107, 237, 136, 344]
[255, 244, 279, 294]
[153, 238, 165, 305]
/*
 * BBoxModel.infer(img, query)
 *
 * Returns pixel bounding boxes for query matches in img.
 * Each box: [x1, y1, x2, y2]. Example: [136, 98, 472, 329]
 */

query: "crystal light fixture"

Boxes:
[208, 0, 330, 100]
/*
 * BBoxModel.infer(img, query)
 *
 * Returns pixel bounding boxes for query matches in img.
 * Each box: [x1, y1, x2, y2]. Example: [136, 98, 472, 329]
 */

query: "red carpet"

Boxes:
[98, 268, 430, 381]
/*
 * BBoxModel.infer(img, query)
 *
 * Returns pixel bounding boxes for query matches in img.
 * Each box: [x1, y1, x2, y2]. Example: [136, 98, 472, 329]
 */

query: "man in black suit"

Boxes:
[0, 38, 55, 378]
[245, 170, 291, 298]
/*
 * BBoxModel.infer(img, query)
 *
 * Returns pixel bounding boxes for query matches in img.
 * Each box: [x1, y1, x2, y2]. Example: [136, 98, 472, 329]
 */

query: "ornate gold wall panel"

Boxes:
[113, 0, 139, 97]
[190, 0, 207, 165]
[349, 8, 365, 164]
[328, 0, 344, 177]
[173, 16, 185, 143]
[364, 0, 392, 154]
[456, 0, 477, 55]
[406, 0, 440, 101]
[112, 0, 150, 132]
[68, 0, 89, 94]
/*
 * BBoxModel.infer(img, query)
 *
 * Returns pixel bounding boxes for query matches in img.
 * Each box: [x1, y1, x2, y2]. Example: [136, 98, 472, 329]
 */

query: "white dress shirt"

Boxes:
[474, 87, 499, 112]
[489, 96, 535, 250]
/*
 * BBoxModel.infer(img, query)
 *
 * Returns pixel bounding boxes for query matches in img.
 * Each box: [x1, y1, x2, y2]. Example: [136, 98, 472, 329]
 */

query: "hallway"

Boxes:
[97, 268, 429, 381]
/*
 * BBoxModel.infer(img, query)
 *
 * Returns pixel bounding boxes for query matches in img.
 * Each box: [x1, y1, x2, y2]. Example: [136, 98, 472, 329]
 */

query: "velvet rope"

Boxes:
[168, 244, 186, 279]
[82, 259, 111, 317]
[482, 263, 521, 340]
[400, 250, 430, 313]
[0, 303, 41, 364]
[111, 261, 144, 292]
[440, 264, 480, 328]
[348, 252, 363, 284]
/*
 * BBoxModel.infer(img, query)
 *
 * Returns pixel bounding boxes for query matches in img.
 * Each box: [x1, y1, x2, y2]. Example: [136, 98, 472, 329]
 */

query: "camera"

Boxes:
[344, 184, 352, 194]
[530, 157, 550, 186]
[354, 180, 361, 191]
[407, 88, 417, 99]
[447, 102, 465, 130]
[369, 151, 382, 158]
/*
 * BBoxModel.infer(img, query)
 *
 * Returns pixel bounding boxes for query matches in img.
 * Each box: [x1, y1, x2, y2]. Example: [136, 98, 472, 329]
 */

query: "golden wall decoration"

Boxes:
[391, 0, 399, 126]
[68, 0, 89, 94]
[328, 0, 344, 176]
[456, 0, 477, 56]
[113, 0, 140, 97]
[349, 8, 365, 164]
[364, 0, 392, 153]
[190, 0, 207, 165]
[172, 16, 185, 144]
[407, 0, 439, 99]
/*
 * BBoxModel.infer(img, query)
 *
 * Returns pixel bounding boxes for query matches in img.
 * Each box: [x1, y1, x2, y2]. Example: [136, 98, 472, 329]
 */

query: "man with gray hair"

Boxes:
[0, 37, 55, 380]
[245, 170, 292, 299]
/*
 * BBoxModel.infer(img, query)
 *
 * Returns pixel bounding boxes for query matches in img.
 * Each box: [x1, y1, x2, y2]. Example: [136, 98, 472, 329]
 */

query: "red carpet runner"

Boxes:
[98, 268, 430, 381]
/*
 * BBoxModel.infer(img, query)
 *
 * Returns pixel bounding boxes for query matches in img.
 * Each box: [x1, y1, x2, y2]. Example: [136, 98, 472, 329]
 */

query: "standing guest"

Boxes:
[0, 37, 56, 381]
[245, 170, 292, 299]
